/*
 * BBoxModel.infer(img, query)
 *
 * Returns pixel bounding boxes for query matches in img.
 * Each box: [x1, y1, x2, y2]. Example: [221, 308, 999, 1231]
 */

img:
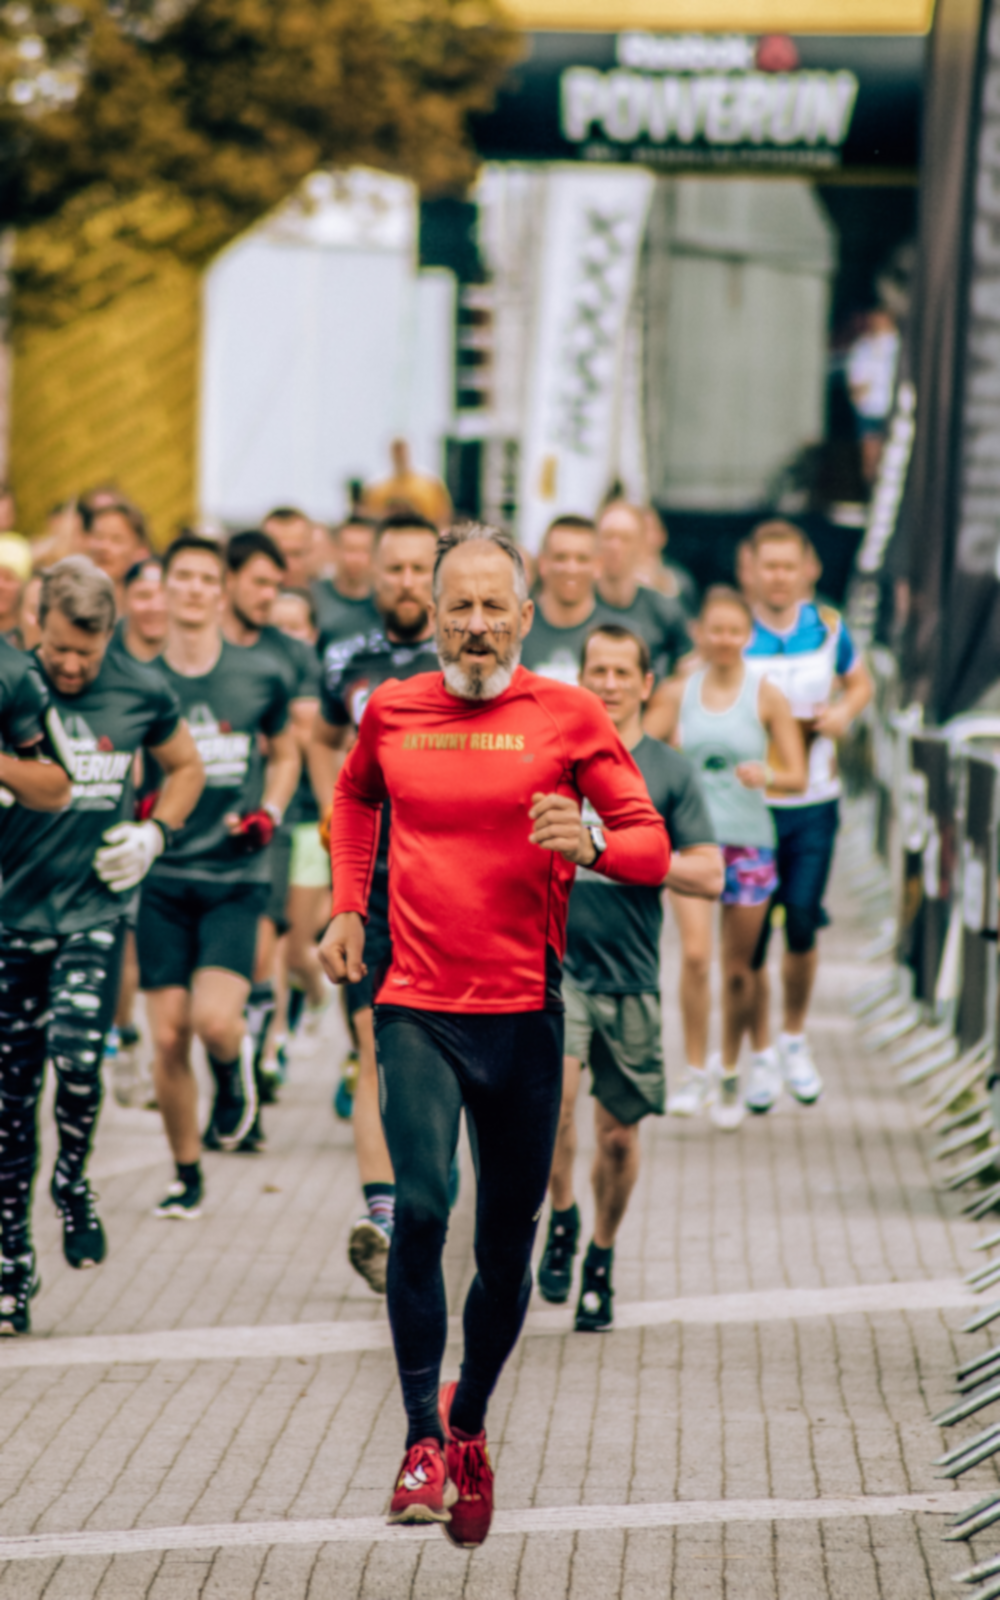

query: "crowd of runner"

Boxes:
[0, 477, 873, 1548]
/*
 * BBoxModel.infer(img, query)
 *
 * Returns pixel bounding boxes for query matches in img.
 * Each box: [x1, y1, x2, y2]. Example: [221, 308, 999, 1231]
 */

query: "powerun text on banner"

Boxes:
[472, 32, 923, 176]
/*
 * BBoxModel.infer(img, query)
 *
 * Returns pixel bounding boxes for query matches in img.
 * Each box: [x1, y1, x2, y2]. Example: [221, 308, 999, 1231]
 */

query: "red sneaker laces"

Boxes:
[453, 1437, 488, 1498]
[400, 1439, 441, 1485]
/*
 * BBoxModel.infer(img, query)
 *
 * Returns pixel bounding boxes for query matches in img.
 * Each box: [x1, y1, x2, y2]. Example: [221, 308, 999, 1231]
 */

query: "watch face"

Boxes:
[591, 825, 606, 852]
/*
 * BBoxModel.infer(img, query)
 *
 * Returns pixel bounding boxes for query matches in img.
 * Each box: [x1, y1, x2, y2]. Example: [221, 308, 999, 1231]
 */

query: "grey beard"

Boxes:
[440, 643, 521, 700]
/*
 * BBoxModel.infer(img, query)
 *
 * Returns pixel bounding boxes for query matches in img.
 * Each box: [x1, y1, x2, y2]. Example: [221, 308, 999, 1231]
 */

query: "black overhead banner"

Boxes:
[471, 32, 924, 177]
[901, 0, 1000, 716]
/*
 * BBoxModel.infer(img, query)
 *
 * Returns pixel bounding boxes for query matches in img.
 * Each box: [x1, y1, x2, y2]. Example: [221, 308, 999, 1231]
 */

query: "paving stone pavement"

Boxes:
[0, 837, 995, 1598]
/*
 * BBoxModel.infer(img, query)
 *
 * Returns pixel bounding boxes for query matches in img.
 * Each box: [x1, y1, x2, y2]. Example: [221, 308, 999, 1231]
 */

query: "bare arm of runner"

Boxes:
[0, 742, 71, 811]
[813, 657, 874, 741]
[307, 710, 352, 817]
[290, 695, 318, 757]
[736, 679, 806, 794]
[146, 722, 204, 829]
[259, 724, 302, 820]
[666, 843, 724, 899]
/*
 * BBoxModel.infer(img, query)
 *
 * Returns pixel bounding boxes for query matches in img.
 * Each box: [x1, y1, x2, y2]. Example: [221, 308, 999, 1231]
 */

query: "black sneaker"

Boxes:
[574, 1250, 614, 1332]
[51, 1176, 107, 1269]
[154, 1175, 203, 1220]
[235, 1113, 266, 1154]
[0, 1253, 40, 1336]
[257, 1067, 280, 1107]
[537, 1205, 580, 1304]
[202, 1108, 266, 1152]
[206, 1042, 257, 1151]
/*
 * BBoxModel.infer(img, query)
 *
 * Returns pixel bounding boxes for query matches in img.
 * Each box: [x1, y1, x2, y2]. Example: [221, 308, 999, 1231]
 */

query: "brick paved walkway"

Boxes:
[0, 842, 992, 1598]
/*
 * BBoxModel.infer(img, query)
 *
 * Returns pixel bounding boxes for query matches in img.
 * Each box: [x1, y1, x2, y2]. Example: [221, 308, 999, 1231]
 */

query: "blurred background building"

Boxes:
[4, 0, 933, 598]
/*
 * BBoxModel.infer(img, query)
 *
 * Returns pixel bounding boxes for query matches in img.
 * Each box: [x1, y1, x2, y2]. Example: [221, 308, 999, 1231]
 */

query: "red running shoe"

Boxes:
[387, 1438, 456, 1525]
[439, 1381, 495, 1547]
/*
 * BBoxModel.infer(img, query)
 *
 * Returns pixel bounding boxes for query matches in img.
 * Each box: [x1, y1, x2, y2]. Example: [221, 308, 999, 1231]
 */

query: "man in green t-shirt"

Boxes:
[221, 529, 322, 1143]
[596, 501, 693, 680]
[137, 535, 299, 1221]
[520, 515, 607, 683]
[0, 556, 203, 1337]
[536, 624, 722, 1332]
[312, 514, 381, 649]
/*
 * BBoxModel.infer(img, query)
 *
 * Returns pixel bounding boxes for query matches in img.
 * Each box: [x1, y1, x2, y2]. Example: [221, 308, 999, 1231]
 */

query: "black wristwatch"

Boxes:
[587, 824, 607, 866]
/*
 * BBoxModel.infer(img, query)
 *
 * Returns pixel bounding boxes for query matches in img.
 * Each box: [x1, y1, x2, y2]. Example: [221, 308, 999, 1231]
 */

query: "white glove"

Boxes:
[93, 820, 164, 893]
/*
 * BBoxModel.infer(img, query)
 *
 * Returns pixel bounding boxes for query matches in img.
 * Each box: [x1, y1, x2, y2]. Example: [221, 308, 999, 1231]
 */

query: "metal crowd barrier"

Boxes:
[844, 660, 1000, 1581]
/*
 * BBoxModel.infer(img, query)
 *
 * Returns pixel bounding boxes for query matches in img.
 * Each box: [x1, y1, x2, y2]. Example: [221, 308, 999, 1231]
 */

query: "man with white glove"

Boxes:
[94, 816, 167, 892]
[0, 557, 202, 1334]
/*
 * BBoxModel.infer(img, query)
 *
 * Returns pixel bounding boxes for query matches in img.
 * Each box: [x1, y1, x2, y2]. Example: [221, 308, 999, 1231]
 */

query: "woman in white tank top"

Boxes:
[650, 588, 805, 1131]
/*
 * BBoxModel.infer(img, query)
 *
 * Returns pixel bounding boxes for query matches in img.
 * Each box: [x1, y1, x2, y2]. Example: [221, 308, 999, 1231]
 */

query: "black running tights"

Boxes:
[374, 1005, 563, 1445]
[0, 923, 123, 1258]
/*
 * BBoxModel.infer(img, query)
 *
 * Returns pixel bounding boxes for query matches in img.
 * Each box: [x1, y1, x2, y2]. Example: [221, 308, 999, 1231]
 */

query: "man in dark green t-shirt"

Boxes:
[596, 501, 693, 680]
[137, 535, 299, 1221]
[312, 514, 381, 649]
[521, 515, 609, 684]
[0, 556, 203, 1337]
[536, 624, 722, 1333]
[221, 528, 322, 1138]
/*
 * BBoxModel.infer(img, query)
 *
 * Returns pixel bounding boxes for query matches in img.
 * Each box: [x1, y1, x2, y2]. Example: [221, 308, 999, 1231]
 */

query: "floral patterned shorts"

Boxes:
[721, 845, 778, 907]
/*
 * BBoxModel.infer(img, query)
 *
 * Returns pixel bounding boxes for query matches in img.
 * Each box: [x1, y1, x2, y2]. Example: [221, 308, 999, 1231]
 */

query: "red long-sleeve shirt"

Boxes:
[330, 666, 671, 1013]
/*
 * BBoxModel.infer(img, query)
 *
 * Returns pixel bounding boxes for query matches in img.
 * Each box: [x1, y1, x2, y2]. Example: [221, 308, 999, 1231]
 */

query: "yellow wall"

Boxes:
[10, 256, 200, 546]
[506, 0, 933, 31]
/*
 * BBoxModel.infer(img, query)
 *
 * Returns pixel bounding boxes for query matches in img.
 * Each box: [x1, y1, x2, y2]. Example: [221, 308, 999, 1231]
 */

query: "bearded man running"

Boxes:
[319, 524, 669, 1548]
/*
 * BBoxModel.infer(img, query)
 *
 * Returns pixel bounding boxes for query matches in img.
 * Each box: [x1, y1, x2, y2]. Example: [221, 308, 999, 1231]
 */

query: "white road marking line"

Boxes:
[0, 1493, 975, 1562]
[601, 1278, 974, 1333]
[0, 1279, 970, 1373]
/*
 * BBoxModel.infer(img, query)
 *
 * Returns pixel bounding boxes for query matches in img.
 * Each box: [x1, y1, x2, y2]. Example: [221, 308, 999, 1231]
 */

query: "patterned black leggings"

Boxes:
[0, 922, 123, 1258]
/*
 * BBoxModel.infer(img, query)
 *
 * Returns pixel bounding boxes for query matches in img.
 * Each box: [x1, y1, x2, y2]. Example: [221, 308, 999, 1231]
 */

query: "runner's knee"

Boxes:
[477, 1245, 534, 1305]
[682, 952, 711, 986]
[596, 1117, 636, 1163]
[152, 1017, 190, 1066]
[196, 1018, 242, 1061]
[394, 1186, 449, 1252]
[723, 963, 754, 1001]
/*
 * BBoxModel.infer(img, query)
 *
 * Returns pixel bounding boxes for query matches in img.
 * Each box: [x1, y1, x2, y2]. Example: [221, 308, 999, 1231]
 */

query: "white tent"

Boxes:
[200, 168, 455, 525]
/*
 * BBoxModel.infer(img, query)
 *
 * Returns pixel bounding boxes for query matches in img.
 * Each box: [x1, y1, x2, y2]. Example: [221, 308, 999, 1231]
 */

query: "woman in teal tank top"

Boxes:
[652, 588, 805, 1130]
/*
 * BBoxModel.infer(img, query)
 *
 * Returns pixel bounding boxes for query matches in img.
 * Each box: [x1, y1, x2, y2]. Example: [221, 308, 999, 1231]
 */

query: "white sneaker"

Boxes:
[744, 1048, 782, 1115]
[708, 1055, 745, 1131]
[111, 1037, 148, 1109]
[667, 1067, 711, 1117]
[779, 1033, 823, 1104]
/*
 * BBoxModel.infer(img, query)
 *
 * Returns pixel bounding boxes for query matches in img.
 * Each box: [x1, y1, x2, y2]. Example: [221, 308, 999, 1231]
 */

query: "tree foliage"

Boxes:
[0, 0, 520, 320]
